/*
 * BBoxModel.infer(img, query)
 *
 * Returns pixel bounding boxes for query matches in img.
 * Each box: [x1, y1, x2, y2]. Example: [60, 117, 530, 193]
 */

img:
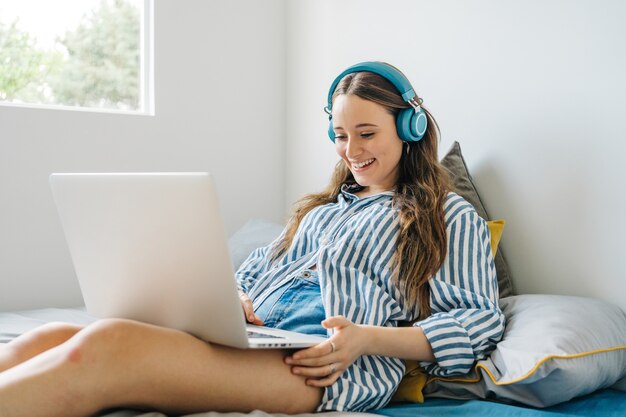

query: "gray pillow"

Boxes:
[228, 219, 284, 270]
[423, 294, 626, 407]
[440, 141, 515, 297]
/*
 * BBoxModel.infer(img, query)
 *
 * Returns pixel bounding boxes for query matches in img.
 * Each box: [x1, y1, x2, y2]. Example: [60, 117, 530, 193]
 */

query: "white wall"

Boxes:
[2, 0, 625, 314]
[285, 0, 626, 311]
[0, 0, 286, 311]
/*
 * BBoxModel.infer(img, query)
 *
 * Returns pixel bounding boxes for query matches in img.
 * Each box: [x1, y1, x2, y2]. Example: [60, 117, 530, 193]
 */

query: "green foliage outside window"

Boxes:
[0, 0, 141, 111]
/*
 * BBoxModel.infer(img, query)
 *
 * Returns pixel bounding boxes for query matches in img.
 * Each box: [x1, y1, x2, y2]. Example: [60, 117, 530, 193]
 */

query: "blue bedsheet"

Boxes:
[376, 389, 626, 417]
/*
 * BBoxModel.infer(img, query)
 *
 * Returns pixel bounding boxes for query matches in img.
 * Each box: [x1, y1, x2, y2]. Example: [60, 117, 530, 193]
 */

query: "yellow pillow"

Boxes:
[391, 219, 506, 403]
[392, 361, 428, 403]
[487, 220, 505, 256]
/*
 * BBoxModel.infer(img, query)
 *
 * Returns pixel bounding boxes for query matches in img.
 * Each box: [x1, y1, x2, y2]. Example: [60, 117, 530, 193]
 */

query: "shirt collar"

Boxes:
[340, 183, 395, 201]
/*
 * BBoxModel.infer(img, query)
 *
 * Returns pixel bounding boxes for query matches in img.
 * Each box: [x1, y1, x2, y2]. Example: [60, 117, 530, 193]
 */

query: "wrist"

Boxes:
[359, 324, 378, 356]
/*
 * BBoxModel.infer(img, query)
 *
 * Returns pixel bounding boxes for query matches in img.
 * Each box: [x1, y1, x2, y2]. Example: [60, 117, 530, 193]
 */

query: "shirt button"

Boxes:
[303, 271, 311, 278]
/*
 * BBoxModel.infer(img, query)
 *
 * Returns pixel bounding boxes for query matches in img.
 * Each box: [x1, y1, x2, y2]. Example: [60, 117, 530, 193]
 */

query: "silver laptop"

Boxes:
[49, 172, 326, 349]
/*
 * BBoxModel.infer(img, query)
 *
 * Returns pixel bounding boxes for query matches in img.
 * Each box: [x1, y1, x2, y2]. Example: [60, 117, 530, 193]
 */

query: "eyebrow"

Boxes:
[334, 123, 379, 130]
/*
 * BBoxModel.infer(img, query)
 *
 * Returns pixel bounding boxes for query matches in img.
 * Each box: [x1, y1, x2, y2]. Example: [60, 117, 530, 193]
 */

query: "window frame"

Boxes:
[0, 0, 154, 116]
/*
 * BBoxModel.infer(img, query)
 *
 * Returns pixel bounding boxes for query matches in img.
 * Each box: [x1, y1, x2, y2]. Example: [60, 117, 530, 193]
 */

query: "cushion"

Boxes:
[440, 141, 515, 298]
[228, 219, 284, 270]
[486, 220, 505, 256]
[420, 294, 626, 407]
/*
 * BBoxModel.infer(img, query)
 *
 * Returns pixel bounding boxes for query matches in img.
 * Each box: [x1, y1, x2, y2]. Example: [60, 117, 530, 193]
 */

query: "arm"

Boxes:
[284, 317, 434, 387]
[235, 245, 271, 293]
[413, 210, 505, 376]
[361, 324, 435, 362]
[235, 225, 287, 293]
[234, 247, 271, 325]
[286, 209, 505, 384]
[235, 230, 287, 324]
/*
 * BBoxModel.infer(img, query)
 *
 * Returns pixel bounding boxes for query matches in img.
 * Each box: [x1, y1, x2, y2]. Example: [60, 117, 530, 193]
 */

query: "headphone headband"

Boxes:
[325, 61, 427, 143]
[326, 61, 416, 112]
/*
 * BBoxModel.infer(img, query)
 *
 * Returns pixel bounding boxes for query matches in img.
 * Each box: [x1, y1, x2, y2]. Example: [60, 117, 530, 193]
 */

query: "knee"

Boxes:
[10, 321, 82, 350]
[50, 320, 138, 413]
[74, 318, 136, 346]
[39, 321, 83, 338]
[65, 318, 138, 363]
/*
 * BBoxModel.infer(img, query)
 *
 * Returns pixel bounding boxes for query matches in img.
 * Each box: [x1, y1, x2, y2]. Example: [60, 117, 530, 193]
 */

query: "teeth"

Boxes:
[354, 159, 375, 168]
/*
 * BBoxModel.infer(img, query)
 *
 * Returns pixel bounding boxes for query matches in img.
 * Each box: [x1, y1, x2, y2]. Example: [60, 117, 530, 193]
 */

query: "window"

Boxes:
[0, 0, 153, 114]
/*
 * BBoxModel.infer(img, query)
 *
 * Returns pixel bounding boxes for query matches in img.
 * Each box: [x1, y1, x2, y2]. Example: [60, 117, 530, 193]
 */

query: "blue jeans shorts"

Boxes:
[254, 269, 327, 337]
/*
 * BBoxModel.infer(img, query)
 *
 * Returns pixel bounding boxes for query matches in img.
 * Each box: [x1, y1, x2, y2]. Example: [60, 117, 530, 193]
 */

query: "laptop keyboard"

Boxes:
[247, 330, 285, 339]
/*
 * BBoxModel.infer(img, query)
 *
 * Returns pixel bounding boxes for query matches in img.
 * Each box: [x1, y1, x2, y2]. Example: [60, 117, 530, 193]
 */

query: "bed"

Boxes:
[1, 303, 625, 417]
[2, 142, 625, 415]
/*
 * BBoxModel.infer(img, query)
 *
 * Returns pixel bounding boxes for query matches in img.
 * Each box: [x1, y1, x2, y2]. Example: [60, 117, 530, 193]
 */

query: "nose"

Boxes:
[345, 137, 362, 159]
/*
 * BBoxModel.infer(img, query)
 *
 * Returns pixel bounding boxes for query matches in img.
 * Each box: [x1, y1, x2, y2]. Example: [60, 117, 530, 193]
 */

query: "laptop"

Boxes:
[49, 172, 327, 349]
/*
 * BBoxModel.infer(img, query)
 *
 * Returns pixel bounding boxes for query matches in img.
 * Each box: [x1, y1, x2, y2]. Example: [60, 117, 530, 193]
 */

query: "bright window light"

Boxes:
[0, 0, 153, 114]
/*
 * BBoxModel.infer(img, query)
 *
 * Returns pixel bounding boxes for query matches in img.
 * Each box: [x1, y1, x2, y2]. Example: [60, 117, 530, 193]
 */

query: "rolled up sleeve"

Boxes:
[414, 210, 505, 376]
[235, 245, 271, 294]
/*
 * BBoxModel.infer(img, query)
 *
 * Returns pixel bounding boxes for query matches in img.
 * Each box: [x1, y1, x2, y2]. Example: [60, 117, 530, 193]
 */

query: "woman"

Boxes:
[0, 62, 504, 416]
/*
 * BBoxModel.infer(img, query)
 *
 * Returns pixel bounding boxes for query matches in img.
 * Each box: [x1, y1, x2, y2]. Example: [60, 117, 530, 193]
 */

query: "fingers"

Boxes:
[241, 297, 256, 322]
[290, 359, 345, 387]
[239, 291, 263, 324]
[286, 354, 335, 367]
[286, 339, 336, 365]
[321, 315, 349, 329]
[292, 362, 344, 387]
[291, 362, 344, 378]
[305, 371, 343, 387]
[284, 316, 357, 388]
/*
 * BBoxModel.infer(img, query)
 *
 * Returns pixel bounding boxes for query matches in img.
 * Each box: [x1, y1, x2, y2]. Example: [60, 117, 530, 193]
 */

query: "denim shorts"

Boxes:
[254, 269, 327, 336]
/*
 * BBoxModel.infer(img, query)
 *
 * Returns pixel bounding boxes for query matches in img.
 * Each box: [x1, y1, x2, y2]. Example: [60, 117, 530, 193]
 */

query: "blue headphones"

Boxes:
[325, 61, 427, 143]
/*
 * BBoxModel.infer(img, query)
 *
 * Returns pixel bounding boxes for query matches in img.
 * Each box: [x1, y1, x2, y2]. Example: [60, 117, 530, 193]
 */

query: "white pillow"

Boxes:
[228, 219, 284, 270]
[423, 294, 626, 407]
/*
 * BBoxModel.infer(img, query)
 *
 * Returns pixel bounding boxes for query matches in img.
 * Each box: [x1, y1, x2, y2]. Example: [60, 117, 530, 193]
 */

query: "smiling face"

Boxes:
[332, 94, 404, 196]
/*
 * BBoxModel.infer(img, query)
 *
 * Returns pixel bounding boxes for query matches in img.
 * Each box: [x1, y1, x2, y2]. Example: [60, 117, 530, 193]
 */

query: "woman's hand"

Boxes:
[238, 290, 264, 325]
[284, 315, 368, 387]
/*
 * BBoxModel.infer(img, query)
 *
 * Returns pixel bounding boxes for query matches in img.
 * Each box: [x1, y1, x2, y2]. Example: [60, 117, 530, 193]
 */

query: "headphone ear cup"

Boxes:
[396, 109, 414, 141]
[411, 109, 428, 140]
[328, 119, 336, 143]
[396, 108, 427, 142]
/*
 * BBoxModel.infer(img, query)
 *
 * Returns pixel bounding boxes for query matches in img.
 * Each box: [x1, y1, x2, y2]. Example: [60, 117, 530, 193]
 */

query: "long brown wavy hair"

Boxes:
[271, 68, 450, 320]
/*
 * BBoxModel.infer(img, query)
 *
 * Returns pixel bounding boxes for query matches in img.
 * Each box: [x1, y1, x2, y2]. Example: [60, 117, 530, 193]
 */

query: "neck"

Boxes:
[355, 186, 393, 198]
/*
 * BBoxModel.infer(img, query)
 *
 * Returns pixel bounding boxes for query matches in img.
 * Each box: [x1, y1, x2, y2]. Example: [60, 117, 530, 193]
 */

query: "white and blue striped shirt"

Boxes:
[236, 185, 505, 412]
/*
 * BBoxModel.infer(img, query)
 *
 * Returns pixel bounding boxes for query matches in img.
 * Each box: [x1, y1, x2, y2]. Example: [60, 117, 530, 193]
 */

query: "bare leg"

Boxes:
[0, 322, 83, 372]
[0, 318, 323, 417]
